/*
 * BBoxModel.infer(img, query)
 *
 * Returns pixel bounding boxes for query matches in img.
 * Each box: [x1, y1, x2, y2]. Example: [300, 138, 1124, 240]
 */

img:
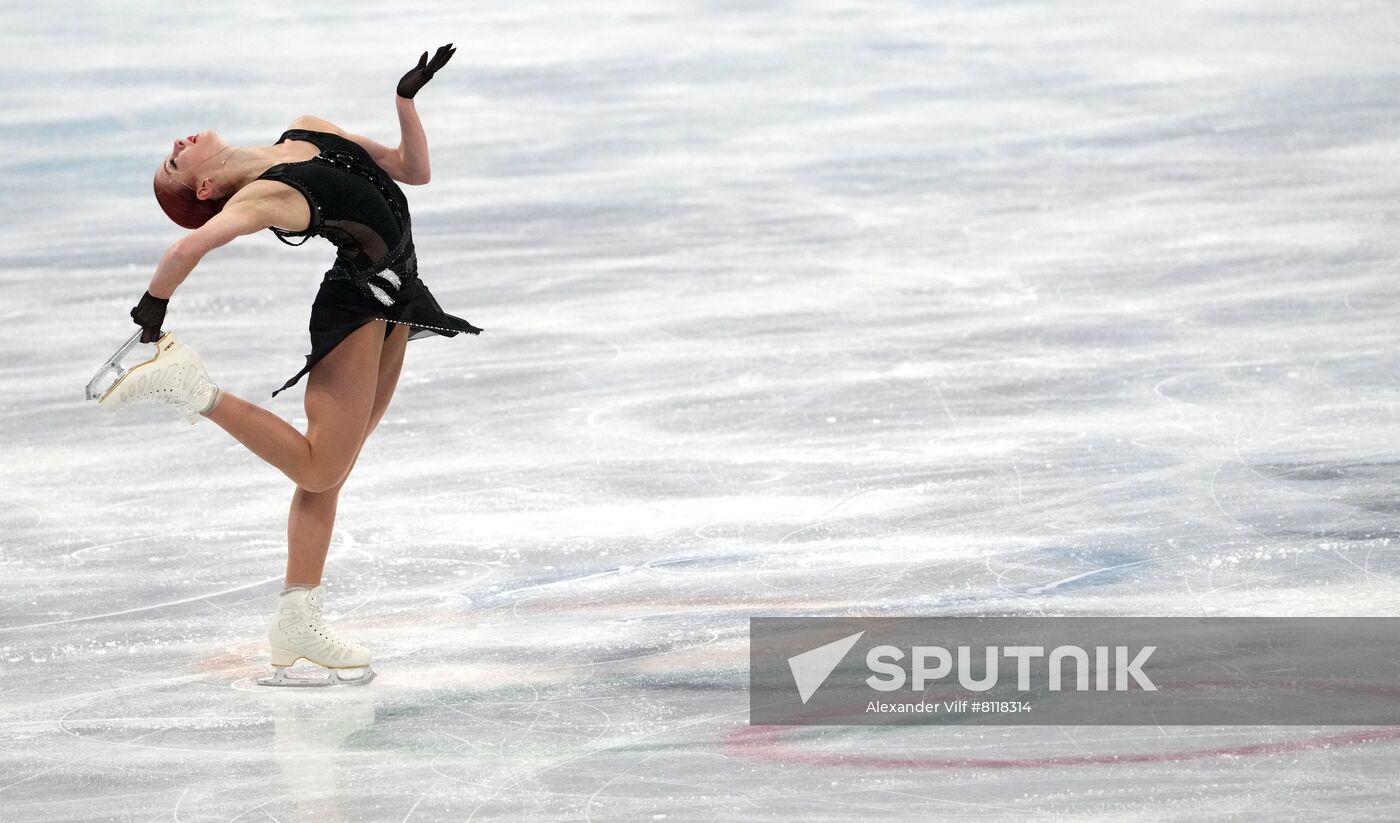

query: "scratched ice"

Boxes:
[3, 0, 1400, 820]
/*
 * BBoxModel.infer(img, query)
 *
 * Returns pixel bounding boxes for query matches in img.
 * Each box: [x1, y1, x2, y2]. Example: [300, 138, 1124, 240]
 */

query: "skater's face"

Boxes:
[159, 130, 228, 199]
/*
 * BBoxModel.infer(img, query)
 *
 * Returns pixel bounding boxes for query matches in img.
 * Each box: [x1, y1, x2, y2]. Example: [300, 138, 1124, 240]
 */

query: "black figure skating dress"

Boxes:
[257, 128, 482, 398]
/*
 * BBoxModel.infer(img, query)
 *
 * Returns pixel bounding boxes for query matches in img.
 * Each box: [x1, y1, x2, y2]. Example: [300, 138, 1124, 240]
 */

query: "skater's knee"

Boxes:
[297, 477, 339, 494]
[298, 460, 354, 493]
[300, 422, 368, 493]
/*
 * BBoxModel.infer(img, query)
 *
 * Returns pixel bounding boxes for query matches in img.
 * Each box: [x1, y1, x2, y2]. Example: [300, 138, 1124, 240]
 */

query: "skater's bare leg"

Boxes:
[284, 470, 350, 589]
[203, 320, 385, 492]
[285, 322, 410, 587]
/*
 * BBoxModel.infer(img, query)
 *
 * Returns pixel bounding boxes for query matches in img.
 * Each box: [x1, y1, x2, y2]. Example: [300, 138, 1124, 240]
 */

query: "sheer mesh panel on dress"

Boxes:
[323, 218, 390, 270]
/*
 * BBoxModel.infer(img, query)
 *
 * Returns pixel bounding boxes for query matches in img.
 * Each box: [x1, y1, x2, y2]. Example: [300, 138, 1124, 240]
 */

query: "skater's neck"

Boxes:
[219, 144, 320, 194]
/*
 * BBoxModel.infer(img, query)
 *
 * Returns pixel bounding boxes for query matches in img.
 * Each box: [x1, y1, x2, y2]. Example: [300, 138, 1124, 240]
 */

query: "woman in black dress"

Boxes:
[120, 45, 480, 685]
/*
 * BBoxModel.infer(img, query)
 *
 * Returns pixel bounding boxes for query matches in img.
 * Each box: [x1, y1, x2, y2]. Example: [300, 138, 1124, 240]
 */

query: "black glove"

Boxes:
[130, 291, 169, 344]
[397, 43, 456, 99]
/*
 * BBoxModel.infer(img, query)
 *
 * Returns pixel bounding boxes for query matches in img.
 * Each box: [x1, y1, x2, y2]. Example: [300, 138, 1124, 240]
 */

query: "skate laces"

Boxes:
[304, 591, 361, 649]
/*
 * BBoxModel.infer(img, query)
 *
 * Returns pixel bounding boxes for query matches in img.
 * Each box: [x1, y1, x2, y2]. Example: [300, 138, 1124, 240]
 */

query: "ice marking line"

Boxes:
[225, 799, 276, 822]
[67, 533, 169, 563]
[585, 752, 657, 823]
[447, 705, 746, 816]
[0, 575, 283, 633]
[402, 794, 426, 823]
[0, 762, 60, 795]
[0, 500, 43, 532]
[1023, 558, 1155, 594]
[172, 786, 189, 823]
[495, 566, 635, 598]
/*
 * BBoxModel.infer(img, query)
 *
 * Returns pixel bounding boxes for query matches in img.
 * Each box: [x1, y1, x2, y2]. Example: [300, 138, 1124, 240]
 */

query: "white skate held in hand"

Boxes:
[88, 331, 221, 425]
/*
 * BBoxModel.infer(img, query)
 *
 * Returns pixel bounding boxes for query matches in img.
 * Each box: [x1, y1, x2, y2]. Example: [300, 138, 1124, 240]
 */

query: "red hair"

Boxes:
[153, 169, 228, 229]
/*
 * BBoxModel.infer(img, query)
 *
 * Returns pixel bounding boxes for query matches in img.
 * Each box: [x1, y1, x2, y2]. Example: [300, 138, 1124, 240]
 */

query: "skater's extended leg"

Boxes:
[285, 322, 410, 587]
[203, 320, 385, 492]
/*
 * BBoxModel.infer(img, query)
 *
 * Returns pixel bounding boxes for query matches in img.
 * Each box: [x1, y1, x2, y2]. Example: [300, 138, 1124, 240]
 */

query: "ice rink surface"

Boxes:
[3, 0, 1400, 819]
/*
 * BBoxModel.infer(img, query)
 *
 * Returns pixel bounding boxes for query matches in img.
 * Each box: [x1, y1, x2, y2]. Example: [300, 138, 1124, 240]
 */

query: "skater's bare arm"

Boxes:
[147, 202, 275, 298]
[389, 95, 431, 185]
[290, 45, 453, 187]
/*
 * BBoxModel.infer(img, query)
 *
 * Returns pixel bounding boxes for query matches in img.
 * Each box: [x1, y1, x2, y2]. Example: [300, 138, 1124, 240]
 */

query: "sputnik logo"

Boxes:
[787, 631, 864, 703]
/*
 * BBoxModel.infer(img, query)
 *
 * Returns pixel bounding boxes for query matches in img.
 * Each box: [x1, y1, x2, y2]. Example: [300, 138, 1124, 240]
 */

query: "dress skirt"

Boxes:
[272, 274, 483, 398]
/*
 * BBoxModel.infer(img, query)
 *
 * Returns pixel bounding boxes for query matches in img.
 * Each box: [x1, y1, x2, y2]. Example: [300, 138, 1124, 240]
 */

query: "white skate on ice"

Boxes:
[258, 585, 376, 687]
[93, 332, 220, 425]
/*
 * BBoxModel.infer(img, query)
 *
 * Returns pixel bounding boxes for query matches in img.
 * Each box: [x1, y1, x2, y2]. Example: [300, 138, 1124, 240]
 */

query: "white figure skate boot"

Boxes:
[97, 332, 220, 425]
[258, 585, 376, 687]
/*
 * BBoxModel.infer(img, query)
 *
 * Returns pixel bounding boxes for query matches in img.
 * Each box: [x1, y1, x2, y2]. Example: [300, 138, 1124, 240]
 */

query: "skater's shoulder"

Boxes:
[283, 116, 411, 186]
[286, 114, 348, 140]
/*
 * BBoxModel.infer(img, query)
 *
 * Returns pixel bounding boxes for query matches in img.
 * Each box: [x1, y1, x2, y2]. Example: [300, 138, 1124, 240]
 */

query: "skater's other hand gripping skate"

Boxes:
[130, 290, 169, 344]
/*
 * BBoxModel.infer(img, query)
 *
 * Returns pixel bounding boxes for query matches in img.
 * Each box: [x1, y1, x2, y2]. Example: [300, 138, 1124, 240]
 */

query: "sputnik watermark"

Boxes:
[865, 644, 1156, 692]
[865, 699, 1034, 715]
[791, 641, 1155, 705]
[751, 617, 1400, 725]
[787, 631, 863, 704]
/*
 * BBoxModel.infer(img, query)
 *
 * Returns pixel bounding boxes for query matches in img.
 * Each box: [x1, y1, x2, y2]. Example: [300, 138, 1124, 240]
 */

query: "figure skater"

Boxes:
[103, 44, 482, 686]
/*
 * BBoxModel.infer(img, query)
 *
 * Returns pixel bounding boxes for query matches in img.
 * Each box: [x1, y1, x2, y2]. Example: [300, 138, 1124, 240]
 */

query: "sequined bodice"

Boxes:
[257, 128, 418, 306]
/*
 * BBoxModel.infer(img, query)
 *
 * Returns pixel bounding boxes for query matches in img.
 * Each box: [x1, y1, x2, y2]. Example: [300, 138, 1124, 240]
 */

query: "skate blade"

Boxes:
[257, 666, 376, 688]
[86, 330, 171, 404]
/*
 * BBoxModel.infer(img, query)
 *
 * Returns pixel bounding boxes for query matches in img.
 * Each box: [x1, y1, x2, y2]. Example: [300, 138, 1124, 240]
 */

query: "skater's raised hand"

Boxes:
[130, 290, 168, 344]
[396, 43, 456, 99]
